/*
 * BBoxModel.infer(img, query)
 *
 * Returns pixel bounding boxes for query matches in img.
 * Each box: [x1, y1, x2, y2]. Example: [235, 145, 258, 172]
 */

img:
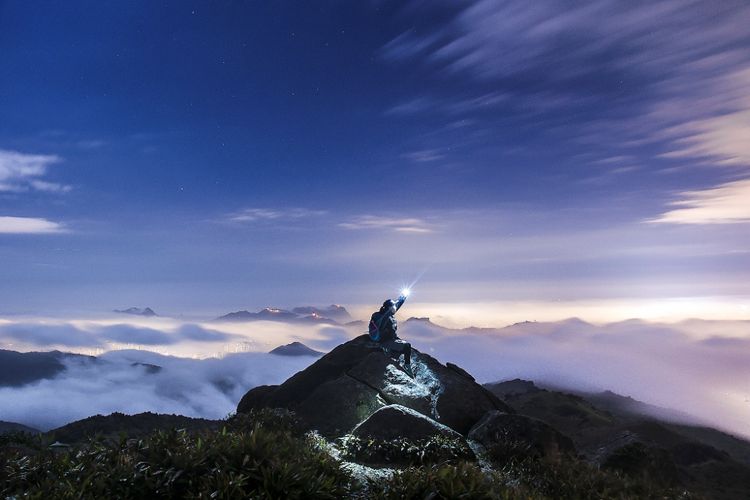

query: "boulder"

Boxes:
[236, 335, 513, 437]
[352, 404, 461, 441]
[237, 385, 279, 415]
[296, 375, 384, 437]
[468, 411, 576, 460]
[416, 355, 513, 434]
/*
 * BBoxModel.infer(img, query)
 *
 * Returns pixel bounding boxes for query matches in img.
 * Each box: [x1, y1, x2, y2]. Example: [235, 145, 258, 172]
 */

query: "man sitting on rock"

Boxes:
[369, 292, 412, 374]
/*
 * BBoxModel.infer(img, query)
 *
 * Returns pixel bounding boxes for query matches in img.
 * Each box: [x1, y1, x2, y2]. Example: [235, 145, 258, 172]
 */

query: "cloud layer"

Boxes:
[0, 349, 314, 431]
[1, 316, 748, 439]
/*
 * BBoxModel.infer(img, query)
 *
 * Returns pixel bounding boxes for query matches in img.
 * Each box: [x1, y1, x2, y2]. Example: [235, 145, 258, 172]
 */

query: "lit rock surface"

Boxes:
[352, 404, 462, 441]
[237, 334, 512, 437]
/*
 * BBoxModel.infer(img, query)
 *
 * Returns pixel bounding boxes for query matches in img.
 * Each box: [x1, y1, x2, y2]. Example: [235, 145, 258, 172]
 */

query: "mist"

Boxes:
[0, 315, 748, 438]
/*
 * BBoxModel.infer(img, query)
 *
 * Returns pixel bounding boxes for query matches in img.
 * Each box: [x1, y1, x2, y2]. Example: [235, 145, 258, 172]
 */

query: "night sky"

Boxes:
[1, 1, 749, 323]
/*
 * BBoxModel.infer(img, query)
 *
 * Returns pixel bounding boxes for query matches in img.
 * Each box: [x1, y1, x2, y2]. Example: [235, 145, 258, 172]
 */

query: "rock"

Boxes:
[468, 411, 576, 460]
[484, 378, 541, 398]
[446, 362, 475, 381]
[415, 356, 513, 435]
[237, 385, 280, 414]
[296, 375, 384, 437]
[347, 352, 436, 418]
[236, 334, 513, 438]
[352, 404, 461, 441]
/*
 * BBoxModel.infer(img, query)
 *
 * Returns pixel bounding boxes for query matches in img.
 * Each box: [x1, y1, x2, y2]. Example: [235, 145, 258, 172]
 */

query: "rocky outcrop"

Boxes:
[352, 404, 462, 441]
[236, 335, 513, 437]
[468, 411, 576, 460]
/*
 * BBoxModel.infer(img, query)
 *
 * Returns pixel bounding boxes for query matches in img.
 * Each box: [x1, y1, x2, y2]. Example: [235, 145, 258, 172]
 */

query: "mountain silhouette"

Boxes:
[269, 342, 323, 357]
[113, 307, 157, 317]
[215, 307, 341, 324]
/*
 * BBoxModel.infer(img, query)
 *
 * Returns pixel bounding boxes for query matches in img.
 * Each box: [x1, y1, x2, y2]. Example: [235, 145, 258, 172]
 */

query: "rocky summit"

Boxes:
[237, 334, 513, 439]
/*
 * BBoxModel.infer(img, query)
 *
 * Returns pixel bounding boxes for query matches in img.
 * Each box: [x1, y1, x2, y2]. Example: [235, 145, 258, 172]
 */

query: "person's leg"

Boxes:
[402, 342, 412, 368]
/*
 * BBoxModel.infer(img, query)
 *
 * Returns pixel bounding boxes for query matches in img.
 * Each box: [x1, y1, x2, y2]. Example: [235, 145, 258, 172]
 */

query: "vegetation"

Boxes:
[1, 410, 354, 499]
[0, 410, 699, 499]
[339, 434, 474, 466]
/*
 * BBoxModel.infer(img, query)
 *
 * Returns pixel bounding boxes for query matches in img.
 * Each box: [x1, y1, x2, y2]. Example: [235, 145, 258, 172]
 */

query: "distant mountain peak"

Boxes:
[291, 305, 351, 322]
[216, 305, 347, 323]
[114, 307, 157, 317]
[268, 342, 323, 357]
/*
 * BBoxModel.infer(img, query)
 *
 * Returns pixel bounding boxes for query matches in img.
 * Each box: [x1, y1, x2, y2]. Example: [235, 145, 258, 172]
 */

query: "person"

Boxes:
[370, 293, 412, 373]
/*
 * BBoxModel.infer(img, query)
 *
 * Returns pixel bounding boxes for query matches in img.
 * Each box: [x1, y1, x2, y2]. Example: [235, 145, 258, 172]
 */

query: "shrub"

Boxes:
[493, 454, 692, 499]
[339, 434, 474, 466]
[1, 417, 355, 499]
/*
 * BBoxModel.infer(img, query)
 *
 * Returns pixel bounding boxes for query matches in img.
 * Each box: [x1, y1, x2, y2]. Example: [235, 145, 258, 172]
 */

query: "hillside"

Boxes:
[2, 337, 749, 499]
[486, 379, 750, 499]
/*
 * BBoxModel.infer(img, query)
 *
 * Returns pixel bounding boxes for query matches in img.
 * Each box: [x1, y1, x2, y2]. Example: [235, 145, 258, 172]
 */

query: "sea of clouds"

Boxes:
[0, 315, 748, 438]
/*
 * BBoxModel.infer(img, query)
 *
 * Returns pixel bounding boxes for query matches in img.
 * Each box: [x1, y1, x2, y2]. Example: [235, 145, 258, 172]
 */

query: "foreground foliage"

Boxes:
[1, 411, 353, 499]
[0, 410, 698, 499]
[339, 434, 474, 466]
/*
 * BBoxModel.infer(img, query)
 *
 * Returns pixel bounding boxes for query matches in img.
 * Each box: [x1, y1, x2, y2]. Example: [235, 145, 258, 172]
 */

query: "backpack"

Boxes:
[368, 312, 382, 341]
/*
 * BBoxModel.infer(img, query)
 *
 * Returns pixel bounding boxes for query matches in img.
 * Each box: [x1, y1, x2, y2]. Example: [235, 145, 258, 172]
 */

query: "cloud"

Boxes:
[401, 149, 445, 163]
[648, 178, 750, 224]
[0, 349, 315, 431]
[226, 207, 327, 223]
[1, 316, 749, 439]
[0, 323, 97, 347]
[381, 3, 750, 161]
[384, 96, 437, 116]
[0, 149, 70, 193]
[0, 216, 65, 234]
[338, 215, 434, 233]
[0, 321, 239, 349]
[399, 318, 750, 438]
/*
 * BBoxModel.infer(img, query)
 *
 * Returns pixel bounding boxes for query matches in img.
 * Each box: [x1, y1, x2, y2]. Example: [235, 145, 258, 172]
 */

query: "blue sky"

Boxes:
[1, 1, 749, 321]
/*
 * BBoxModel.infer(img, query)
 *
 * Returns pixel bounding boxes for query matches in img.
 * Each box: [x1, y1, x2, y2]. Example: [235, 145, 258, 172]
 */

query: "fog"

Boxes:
[0, 315, 748, 439]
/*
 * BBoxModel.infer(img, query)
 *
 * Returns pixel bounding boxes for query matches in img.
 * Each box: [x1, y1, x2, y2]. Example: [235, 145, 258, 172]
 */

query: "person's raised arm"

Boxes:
[395, 294, 407, 311]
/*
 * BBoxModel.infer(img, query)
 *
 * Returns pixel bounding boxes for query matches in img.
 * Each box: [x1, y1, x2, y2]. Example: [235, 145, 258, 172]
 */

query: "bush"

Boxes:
[339, 434, 474, 466]
[1, 416, 355, 499]
[493, 454, 692, 499]
[367, 462, 518, 499]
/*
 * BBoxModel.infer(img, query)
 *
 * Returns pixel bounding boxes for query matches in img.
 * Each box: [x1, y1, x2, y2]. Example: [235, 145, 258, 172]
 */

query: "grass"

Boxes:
[0, 409, 701, 499]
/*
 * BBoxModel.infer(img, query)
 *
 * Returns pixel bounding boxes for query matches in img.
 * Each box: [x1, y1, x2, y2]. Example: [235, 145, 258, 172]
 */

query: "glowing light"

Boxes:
[401, 288, 411, 297]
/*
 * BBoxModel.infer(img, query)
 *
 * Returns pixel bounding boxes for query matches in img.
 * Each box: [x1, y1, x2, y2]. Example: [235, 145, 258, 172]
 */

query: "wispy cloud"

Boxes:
[0, 216, 65, 234]
[339, 215, 434, 233]
[401, 149, 445, 163]
[384, 96, 436, 116]
[226, 207, 327, 223]
[656, 69, 750, 167]
[0, 149, 70, 193]
[648, 178, 750, 225]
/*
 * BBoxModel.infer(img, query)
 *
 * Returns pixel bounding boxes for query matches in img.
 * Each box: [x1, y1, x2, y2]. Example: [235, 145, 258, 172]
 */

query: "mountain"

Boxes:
[0, 349, 96, 387]
[114, 307, 158, 317]
[0, 421, 40, 435]
[215, 307, 339, 324]
[485, 379, 750, 499]
[238, 334, 515, 437]
[3, 337, 749, 498]
[291, 305, 351, 322]
[269, 342, 323, 357]
[46, 412, 219, 444]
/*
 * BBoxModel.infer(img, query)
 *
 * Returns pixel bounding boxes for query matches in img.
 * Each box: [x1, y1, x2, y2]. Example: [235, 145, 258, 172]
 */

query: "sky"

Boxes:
[1, 1, 750, 323]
